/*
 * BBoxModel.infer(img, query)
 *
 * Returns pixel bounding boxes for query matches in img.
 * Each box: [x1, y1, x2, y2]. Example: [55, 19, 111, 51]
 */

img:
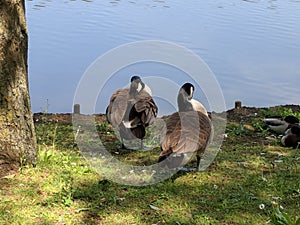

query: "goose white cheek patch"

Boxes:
[137, 82, 143, 92]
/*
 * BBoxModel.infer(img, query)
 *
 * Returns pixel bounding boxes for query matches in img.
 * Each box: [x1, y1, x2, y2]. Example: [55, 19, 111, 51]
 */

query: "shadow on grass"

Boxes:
[65, 160, 299, 225]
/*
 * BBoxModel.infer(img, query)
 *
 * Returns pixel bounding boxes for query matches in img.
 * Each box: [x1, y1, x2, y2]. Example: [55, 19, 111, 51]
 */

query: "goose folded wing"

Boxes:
[160, 111, 211, 158]
[107, 89, 129, 126]
[133, 91, 158, 125]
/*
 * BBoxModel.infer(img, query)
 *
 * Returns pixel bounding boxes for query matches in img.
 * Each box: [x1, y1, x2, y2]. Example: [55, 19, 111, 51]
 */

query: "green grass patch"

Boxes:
[0, 108, 300, 224]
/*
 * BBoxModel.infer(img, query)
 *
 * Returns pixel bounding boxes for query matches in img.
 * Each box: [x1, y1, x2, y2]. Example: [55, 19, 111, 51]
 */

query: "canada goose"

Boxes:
[281, 125, 300, 148]
[158, 83, 211, 171]
[106, 76, 158, 149]
[263, 115, 299, 134]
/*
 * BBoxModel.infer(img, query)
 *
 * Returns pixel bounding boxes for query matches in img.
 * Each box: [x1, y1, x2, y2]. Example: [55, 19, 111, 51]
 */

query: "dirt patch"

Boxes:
[226, 104, 300, 124]
[0, 163, 18, 179]
[34, 104, 300, 126]
[33, 113, 107, 125]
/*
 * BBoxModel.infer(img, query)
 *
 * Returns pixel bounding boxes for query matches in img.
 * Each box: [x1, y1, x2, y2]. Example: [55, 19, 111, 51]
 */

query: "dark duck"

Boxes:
[263, 115, 299, 134]
[281, 124, 300, 148]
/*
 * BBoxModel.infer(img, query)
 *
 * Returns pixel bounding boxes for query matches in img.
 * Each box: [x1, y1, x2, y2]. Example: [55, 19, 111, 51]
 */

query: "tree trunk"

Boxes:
[0, 0, 37, 174]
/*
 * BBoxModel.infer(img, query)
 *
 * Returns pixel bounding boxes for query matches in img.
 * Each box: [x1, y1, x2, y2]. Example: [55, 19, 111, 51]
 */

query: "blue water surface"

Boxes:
[26, 0, 300, 114]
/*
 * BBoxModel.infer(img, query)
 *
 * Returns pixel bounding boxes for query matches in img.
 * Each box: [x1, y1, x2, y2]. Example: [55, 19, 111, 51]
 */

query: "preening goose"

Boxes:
[281, 125, 300, 148]
[106, 76, 158, 149]
[263, 115, 299, 134]
[158, 83, 211, 171]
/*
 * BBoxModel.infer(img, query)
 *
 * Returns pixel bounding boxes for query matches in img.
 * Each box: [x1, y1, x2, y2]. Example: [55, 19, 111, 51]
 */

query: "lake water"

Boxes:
[25, 0, 300, 114]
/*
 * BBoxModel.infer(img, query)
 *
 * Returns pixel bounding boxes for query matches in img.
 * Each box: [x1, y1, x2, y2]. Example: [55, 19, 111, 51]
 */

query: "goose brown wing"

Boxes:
[160, 111, 211, 158]
[106, 89, 129, 126]
[130, 90, 158, 126]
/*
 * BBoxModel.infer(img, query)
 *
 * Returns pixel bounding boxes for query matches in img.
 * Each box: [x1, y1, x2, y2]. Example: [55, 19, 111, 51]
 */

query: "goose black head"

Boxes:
[129, 75, 145, 97]
[131, 75, 141, 82]
[180, 83, 195, 100]
[177, 83, 195, 112]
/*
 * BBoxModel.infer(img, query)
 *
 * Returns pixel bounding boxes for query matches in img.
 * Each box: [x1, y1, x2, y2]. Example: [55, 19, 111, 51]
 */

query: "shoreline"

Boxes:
[32, 104, 300, 116]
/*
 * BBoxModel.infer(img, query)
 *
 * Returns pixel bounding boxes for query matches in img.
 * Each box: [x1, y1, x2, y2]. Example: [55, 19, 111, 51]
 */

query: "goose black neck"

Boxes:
[129, 80, 144, 97]
[177, 92, 193, 112]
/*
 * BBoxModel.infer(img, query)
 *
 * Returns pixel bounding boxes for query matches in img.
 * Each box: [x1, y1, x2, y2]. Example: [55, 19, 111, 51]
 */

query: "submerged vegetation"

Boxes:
[0, 105, 299, 224]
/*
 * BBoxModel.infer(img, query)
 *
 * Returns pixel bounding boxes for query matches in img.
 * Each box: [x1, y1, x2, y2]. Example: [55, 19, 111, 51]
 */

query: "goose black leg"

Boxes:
[120, 137, 127, 149]
[196, 155, 201, 171]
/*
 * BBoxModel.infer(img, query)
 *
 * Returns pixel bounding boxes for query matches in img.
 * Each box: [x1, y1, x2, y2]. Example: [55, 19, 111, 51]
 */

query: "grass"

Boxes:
[0, 106, 300, 224]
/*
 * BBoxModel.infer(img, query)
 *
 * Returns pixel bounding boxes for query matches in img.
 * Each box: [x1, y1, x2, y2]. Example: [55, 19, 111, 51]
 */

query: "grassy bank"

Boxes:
[0, 106, 299, 224]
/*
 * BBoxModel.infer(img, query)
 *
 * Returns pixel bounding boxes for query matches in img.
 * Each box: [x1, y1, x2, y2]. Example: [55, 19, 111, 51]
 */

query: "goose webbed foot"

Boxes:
[118, 141, 128, 150]
[141, 146, 153, 151]
[176, 167, 197, 173]
[139, 139, 153, 151]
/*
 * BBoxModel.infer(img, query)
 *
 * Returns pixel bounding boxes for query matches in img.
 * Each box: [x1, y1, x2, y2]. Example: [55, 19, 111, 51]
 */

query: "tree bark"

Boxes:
[0, 0, 37, 173]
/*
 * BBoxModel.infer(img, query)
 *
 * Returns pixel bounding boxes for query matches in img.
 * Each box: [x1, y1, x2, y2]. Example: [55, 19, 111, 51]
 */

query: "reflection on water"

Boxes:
[25, 0, 300, 113]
